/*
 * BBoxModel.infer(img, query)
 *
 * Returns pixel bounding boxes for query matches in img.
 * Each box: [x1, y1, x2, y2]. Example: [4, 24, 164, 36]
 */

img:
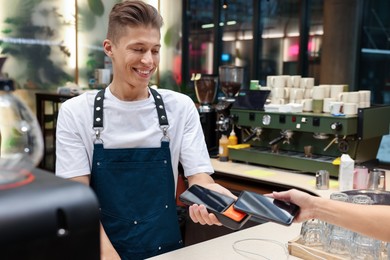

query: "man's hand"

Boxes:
[186, 173, 236, 226]
[188, 204, 222, 226]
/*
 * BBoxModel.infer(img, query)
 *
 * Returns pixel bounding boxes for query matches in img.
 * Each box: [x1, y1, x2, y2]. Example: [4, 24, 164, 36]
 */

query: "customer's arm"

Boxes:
[272, 189, 390, 242]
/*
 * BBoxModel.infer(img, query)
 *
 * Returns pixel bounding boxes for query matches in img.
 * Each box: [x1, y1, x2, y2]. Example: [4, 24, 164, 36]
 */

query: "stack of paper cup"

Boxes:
[343, 102, 358, 115]
[337, 91, 361, 115]
[312, 86, 325, 113]
[289, 75, 302, 88]
[358, 90, 371, 108]
[323, 97, 336, 113]
[330, 85, 345, 99]
[268, 75, 290, 104]
[338, 91, 359, 103]
[289, 88, 304, 103]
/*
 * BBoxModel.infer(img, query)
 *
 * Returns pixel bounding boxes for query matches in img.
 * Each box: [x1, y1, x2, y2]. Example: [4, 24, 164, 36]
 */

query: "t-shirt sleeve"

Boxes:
[179, 99, 214, 177]
[55, 101, 91, 179]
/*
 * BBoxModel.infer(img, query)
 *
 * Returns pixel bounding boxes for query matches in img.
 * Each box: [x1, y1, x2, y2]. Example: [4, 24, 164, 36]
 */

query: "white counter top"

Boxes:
[150, 222, 302, 260]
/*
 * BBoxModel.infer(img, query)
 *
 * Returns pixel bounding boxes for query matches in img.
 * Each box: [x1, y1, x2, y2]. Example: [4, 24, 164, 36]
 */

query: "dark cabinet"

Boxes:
[35, 93, 74, 172]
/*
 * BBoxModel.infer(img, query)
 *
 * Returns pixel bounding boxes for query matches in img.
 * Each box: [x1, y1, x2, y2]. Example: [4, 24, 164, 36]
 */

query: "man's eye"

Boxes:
[152, 50, 160, 54]
[133, 48, 143, 52]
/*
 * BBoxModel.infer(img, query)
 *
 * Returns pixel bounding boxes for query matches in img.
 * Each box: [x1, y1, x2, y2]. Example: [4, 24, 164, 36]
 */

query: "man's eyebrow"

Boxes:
[127, 42, 161, 48]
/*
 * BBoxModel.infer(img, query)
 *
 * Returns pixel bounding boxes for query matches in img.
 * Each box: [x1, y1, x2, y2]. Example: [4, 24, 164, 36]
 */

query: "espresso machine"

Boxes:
[229, 105, 390, 177]
[215, 65, 245, 136]
[194, 74, 218, 155]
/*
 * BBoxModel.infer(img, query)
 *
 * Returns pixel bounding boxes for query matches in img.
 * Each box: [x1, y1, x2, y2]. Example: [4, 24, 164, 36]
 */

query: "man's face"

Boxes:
[109, 25, 161, 88]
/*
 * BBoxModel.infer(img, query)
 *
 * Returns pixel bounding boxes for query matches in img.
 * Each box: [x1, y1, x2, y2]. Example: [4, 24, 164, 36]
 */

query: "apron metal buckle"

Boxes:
[160, 125, 170, 142]
[93, 127, 104, 143]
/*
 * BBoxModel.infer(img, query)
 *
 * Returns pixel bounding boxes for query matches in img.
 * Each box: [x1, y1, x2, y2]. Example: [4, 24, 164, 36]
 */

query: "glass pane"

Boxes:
[188, 0, 215, 75]
[261, 0, 300, 81]
[308, 0, 323, 82]
[221, 0, 253, 86]
[359, 0, 390, 105]
[260, 0, 323, 86]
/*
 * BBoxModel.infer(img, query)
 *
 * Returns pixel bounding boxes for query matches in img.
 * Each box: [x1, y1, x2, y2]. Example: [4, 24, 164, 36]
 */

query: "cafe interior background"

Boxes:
[0, 0, 389, 168]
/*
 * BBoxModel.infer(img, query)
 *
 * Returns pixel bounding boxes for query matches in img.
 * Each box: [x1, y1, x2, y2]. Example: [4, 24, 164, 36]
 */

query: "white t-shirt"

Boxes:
[55, 86, 214, 189]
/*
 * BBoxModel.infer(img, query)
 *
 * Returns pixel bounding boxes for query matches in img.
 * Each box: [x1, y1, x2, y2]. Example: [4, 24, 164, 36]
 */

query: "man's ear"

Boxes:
[103, 39, 113, 57]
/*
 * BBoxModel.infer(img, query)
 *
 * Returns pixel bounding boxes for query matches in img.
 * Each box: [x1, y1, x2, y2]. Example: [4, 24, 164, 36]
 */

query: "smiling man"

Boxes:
[55, 1, 234, 260]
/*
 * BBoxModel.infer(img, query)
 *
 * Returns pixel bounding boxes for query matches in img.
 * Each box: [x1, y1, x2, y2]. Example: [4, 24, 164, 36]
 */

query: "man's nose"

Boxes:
[141, 51, 153, 65]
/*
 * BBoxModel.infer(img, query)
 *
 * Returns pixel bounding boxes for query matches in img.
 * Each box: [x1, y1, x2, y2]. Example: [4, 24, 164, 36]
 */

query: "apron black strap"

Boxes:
[149, 87, 170, 142]
[93, 89, 105, 143]
[93, 89, 105, 129]
[149, 87, 169, 127]
[92, 87, 170, 142]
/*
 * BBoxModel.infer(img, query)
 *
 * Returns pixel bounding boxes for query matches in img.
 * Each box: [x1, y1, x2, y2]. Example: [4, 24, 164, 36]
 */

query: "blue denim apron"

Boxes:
[90, 88, 183, 259]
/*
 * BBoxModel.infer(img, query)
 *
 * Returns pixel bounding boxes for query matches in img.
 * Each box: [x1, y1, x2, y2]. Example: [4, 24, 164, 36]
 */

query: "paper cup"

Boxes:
[343, 102, 358, 115]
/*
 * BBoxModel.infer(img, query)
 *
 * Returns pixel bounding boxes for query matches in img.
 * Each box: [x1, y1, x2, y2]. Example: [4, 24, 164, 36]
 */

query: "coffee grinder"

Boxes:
[194, 74, 218, 155]
[216, 65, 245, 136]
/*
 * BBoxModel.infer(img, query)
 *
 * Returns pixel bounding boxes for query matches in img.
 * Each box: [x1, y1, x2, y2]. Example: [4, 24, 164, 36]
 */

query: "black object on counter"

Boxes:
[232, 90, 270, 110]
[0, 168, 100, 259]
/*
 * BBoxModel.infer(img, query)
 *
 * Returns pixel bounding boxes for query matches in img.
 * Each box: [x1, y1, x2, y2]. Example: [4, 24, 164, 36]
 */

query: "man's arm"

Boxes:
[69, 176, 121, 259]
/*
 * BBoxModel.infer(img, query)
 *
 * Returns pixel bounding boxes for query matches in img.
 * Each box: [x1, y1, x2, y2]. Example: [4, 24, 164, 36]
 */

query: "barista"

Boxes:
[55, 1, 233, 259]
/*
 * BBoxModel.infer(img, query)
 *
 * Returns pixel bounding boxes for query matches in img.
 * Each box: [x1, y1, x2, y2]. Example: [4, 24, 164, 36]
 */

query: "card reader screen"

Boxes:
[179, 185, 235, 212]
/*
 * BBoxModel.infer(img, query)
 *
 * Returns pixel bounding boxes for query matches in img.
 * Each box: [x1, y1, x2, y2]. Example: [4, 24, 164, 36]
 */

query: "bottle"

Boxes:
[338, 154, 354, 191]
[218, 135, 229, 162]
[228, 129, 238, 146]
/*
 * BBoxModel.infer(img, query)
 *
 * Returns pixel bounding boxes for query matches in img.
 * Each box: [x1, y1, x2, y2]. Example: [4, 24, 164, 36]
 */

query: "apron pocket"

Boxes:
[101, 209, 182, 258]
[93, 160, 172, 222]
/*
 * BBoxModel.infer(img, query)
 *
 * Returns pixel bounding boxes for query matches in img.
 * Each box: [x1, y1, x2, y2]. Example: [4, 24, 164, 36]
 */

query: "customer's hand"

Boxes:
[268, 189, 318, 222]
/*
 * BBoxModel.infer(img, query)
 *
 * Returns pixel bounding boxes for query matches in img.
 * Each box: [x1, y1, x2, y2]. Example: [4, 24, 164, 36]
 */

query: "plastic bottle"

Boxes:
[218, 135, 229, 162]
[228, 129, 238, 146]
[339, 154, 354, 191]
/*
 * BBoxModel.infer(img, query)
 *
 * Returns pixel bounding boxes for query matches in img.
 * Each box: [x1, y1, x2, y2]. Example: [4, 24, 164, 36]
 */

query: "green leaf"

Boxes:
[1, 28, 12, 34]
[88, 0, 104, 16]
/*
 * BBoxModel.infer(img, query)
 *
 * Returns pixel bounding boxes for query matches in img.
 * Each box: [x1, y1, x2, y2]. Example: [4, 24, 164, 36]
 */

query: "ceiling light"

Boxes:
[223, 0, 228, 9]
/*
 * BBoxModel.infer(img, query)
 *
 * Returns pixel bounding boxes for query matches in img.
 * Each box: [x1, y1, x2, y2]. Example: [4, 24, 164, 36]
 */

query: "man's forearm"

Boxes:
[187, 172, 214, 187]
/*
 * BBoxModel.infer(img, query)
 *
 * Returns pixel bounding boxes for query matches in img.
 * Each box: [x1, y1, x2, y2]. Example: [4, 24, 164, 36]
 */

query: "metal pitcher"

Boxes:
[367, 169, 386, 191]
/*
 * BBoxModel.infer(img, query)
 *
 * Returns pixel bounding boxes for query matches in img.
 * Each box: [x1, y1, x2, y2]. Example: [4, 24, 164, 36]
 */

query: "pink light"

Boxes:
[289, 44, 299, 56]
[288, 39, 315, 57]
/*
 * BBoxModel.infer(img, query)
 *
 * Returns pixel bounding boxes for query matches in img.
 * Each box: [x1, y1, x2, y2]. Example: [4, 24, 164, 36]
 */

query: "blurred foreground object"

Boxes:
[0, 77, 43, 186]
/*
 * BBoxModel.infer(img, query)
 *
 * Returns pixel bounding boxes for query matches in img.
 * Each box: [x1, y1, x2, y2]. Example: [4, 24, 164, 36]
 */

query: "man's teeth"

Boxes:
[137, 69, 150, 74]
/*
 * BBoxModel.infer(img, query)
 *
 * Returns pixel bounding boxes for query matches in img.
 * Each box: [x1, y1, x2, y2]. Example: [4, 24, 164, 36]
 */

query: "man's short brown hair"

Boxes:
[107, 0, 164, 44]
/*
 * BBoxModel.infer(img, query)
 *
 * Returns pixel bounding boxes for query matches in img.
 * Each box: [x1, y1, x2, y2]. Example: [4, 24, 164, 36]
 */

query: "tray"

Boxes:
[288, 236, 348, 260]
